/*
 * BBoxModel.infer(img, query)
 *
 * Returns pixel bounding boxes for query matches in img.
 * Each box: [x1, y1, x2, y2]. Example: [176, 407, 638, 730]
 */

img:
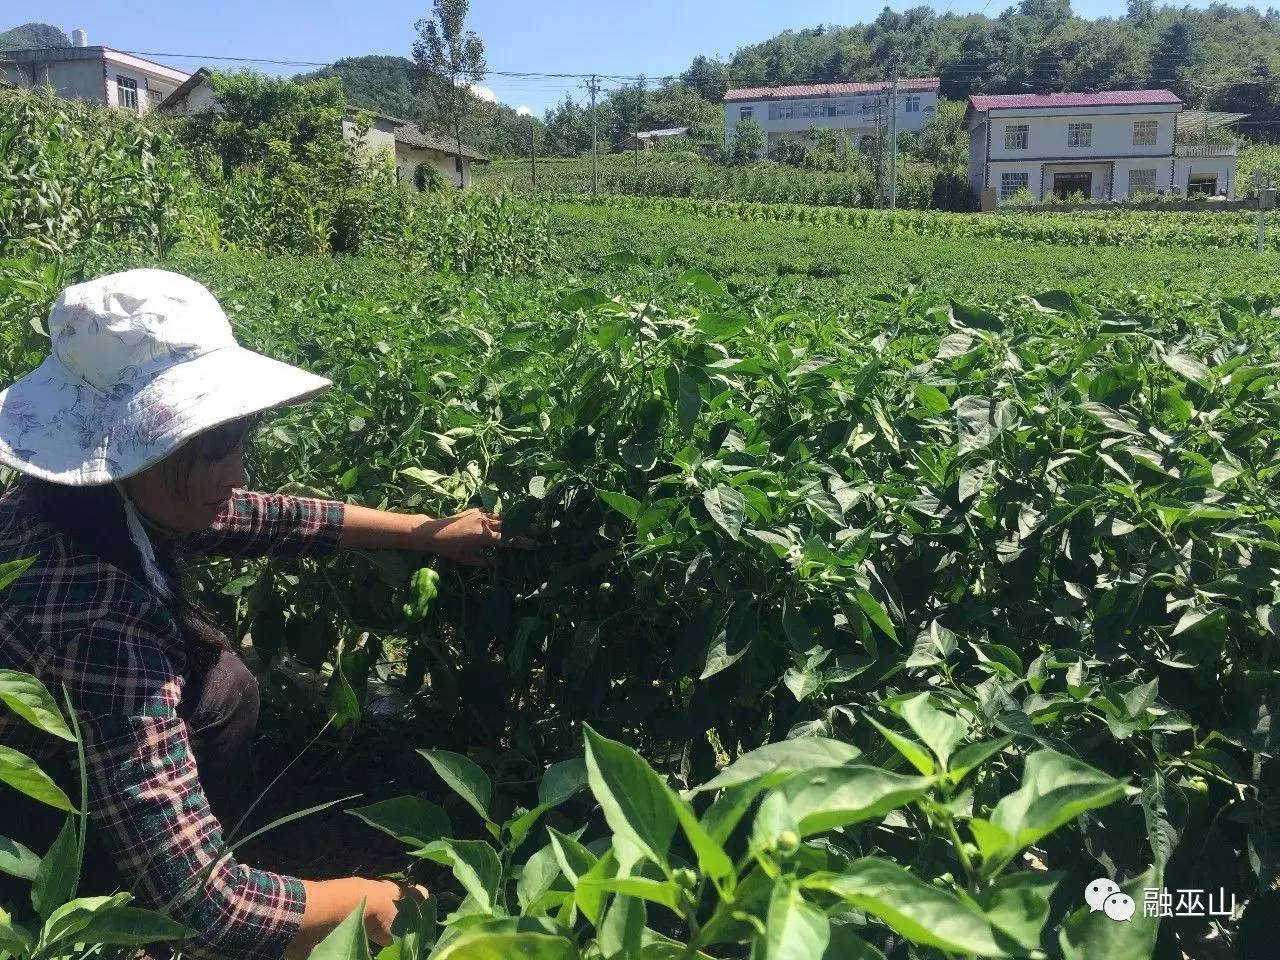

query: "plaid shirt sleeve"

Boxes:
[57, 605, 305, 960]
[181, 489, 345, 559]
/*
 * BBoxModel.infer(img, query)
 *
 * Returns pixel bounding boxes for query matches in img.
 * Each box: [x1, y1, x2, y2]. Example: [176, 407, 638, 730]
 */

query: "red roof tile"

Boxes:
[967, 89, 1182, 112]
[724, 77, 940, 102]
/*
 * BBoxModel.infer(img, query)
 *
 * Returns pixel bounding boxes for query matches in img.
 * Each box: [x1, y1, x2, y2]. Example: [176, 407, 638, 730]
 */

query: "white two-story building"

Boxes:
[0, 33, 190, 114]
[723, 78, 941, 158]
[966, 89, 1238, 206]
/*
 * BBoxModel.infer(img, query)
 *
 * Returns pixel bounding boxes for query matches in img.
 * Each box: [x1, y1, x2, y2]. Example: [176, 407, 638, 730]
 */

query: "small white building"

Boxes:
[966, 89, 1239, 206]
[0, 36, 190, 114]
[615, 126, 690, 152]
[723, 78, 941, 158]
[160, 72, 488, 189]
[342, 113, 488, 189]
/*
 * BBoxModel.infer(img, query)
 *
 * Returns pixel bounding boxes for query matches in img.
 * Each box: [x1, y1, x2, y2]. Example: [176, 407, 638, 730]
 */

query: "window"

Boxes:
[1004, 124, 1029, 150]
[1068, 122, 1092, 148]
[1133, 120, 1158, 146]
[1129, 168, 1157, 196]
[904, 95, 921, 113]
[116, 75, 138, 110]
[1000, 171, 1030, 201]
[146, 88, 162, 107]
[739, 106, 753, 121]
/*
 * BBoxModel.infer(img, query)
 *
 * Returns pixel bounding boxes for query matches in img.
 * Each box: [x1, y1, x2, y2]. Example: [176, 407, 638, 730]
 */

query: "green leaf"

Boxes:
[538, 758, 588, 808]
[582, 725, 678, 869]
[419, 750, 493, 822]
[677, 370, 702, 438]
[988, 750, 1129, 868]
[577, 877, 682, 912]
[325, 641, 362, 730]
[598, 490, 641, 522]
[0, 835, 40, 881]
[763, 881, 830, 960]
[442, 839, 502, 913]
[40, 894, 131, 947]
[866, 717, 934, 776]
[1058, 867, 1160, 960]
[0, 556, 34, 591]
[66, 906, 188, 947]
[703, 485, 744, 540]
[853, 588, 897, 642]
[898, 694, 968, 769]
[806, 859, 1017, 957]
[347, 796, 451, 849]
[0, 745, 76, 812]
[671, 794, 733, 880]
[690, 738, 863, 794]
[32, 819, 82, 919]
[771, 766, 932, 837]
[912, 383, 951, 415]
[979, 870, 1062, 952]
[0, 671, 74, 741]
[0, 909, 33, 956]
[546, 827, 597, 885]
[699, 603, 756, 681]
[516, 842, 562, 912]
[433, 922, 579, 960]
[948, 737, 1013, 785]
[680, 268, 728, 299]
[308, 900, 372, 960]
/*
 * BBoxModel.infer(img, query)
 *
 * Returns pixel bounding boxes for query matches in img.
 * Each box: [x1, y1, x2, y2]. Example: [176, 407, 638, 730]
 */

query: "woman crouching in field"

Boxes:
[0, 270, 528, 959]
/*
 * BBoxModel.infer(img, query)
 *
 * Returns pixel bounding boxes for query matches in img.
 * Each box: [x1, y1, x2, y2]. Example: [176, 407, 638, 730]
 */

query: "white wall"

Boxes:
[986, 108, 1177, 163]
[2, 59, 105, 103]
[1173, 157, 1235, 197]
[3, 54, 186, 114]
[724, 89, 937, 156]
[396, 144, 474, 188]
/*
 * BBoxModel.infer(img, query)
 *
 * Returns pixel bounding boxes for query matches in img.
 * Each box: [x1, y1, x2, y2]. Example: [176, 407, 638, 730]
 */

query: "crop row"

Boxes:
[551, 192, 1279, 251]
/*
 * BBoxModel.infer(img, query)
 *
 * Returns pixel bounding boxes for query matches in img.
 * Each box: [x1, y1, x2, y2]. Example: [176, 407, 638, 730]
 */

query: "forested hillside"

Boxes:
[295, 55, 536, 158]
[0, 22, 69, 50]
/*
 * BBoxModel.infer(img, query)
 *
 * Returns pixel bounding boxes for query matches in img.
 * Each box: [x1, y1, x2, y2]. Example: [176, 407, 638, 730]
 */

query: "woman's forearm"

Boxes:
[284, 878, 402, 958]
[336, 503, 433, 551]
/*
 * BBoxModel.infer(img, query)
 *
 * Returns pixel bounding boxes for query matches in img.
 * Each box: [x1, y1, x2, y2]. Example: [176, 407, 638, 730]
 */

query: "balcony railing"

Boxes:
[1174, 142, 1238, 158]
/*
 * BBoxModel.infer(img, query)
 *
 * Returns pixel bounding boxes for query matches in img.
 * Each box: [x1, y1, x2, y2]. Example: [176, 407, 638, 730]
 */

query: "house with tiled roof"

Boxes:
[722, 78, 940, 159]
[965, 89, 1239, 207]
[159, 71, 487, 189]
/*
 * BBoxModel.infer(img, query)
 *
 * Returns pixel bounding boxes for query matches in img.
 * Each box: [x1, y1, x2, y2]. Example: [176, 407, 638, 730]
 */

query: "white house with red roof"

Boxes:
[724, 78, 940, 158]
[966, 89, 1238, 206]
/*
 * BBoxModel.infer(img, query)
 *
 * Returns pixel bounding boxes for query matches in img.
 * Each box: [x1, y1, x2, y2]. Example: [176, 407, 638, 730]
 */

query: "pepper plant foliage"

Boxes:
[146, 247, 1280, 952]
[346, 713, 1140, 958]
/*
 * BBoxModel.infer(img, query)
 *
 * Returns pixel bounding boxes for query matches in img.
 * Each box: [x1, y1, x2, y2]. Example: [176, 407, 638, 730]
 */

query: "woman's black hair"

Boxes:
[22, 415, 259, 677]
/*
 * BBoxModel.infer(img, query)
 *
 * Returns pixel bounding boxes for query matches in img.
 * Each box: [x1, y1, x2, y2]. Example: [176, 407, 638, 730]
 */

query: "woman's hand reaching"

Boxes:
[414, 508, 538, 566]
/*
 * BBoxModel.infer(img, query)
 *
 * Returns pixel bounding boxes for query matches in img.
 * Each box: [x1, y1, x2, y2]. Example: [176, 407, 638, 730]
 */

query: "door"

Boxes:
[1053, 172, 1092, 200]
[1188, 174, 1218, 197]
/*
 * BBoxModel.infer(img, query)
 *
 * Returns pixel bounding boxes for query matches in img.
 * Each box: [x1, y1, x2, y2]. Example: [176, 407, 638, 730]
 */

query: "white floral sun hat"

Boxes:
[0, 269, 332, 598]
[0, 268, 331, 486]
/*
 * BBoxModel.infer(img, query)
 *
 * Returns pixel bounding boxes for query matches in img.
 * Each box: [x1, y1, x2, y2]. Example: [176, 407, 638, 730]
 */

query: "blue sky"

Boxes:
[20, 1, 1220, 115]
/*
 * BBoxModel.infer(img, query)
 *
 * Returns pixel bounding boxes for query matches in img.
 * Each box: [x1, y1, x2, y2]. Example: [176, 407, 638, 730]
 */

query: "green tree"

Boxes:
[909, 97, 968, 171]
[176, 70, 347, 176]
[412, 0, 486, 187]
[730, 117, 765, 165]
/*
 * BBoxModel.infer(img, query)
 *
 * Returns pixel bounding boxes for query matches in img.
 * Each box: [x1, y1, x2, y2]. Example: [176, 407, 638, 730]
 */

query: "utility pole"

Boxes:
[888, 75, 899, 210]
[587, 74, 601, 195]
[529, 116, 537, 190]
[634, 79, 643, 169]
[1255, 168, 1274, 254]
